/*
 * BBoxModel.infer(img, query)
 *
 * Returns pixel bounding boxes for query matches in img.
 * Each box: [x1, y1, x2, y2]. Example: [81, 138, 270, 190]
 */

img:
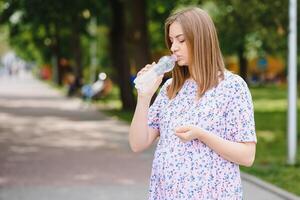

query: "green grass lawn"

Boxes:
[241, 85, 300, 196]
[96, 84, 300, 196]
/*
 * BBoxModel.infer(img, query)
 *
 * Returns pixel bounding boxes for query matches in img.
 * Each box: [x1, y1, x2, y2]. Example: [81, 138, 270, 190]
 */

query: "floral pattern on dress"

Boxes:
[147, 70, 257, 200]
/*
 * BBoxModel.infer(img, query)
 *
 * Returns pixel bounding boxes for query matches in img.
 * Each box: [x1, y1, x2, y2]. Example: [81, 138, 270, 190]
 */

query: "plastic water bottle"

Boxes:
[134, 55, 177, 92]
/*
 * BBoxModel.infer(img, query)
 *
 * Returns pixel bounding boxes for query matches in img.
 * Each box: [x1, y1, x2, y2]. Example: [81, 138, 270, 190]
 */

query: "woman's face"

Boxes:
[169, 22, 189, 66]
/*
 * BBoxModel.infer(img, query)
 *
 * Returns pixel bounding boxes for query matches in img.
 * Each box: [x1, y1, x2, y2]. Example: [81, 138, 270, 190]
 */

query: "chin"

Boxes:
[177, 60, 187, 66]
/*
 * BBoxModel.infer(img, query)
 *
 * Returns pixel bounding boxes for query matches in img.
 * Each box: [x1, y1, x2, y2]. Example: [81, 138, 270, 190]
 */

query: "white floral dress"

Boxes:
[147, 70, 257, 200]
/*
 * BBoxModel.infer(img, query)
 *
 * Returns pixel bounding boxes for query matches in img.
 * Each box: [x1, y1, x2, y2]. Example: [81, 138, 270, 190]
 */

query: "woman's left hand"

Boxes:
[174, 125, 205, 143]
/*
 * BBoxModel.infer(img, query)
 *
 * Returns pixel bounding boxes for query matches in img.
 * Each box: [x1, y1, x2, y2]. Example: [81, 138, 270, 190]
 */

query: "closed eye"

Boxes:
[169, 33, 184, 42]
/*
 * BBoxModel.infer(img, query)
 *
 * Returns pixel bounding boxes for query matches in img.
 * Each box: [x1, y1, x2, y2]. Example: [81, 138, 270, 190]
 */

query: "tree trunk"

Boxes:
[129, 0, 151, 71]
[52, 23, 63, 86]
[238, 45, 248, 84]
[109, 0, 136, 110]
[71, 16, 83, 80]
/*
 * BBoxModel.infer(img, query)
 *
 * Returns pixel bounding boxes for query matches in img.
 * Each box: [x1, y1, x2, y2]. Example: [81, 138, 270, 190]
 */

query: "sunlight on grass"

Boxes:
[254, 99, 286, 112]
[254, 99, 300, 112]
[256, 130, 276, 143]
[94, 99, 122, 110]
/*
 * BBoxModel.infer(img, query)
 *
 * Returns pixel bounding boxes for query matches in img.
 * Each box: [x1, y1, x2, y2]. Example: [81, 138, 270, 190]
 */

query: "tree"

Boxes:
[208, 0, 288, 82]
[147, 0, 177, 52]
[109, 0, 135, 110]
[0, 0, 101, 85]
[127, 0, 151, 71]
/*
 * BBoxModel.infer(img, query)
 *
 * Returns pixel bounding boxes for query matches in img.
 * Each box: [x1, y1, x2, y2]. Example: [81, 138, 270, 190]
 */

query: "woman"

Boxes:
[129, 6, 256, 200]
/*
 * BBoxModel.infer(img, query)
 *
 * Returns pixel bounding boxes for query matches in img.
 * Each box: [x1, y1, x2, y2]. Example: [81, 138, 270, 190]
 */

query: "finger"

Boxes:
[137, 67, 150, 76]
[147, 62, 156, 68]
[139, 65, 152, 73]
[154, 75, 164, 84]
[175, 132, 189, 143]
[137, 62, 158, 78]
[175, 131, 186, 138]
[137, 71, 143, 76]
[175, 125, 192, 133]
[140, 69, 147, 73]
[177, 130, 193, 140]
[143, 62, 156, 72]
[145, 63, 153, 69]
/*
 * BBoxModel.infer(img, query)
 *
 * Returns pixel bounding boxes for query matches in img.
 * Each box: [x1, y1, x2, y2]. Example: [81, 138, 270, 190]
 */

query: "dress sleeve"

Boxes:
[225, 77, 257, 143]
[147, 79, 171, 130]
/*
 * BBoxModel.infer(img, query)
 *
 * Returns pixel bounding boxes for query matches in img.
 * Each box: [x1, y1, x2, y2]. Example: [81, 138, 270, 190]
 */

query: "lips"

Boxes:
[176, 56, 183, 60]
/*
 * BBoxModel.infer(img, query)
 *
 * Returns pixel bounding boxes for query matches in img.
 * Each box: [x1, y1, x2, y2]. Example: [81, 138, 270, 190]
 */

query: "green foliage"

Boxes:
[147, 0, 177, 52]
[208, 0, 288, 58]
[146, 0, 289, 65]
[0, 0, 109, 69]
[0, 25, 10, 57]
[1, 0, 291, 75]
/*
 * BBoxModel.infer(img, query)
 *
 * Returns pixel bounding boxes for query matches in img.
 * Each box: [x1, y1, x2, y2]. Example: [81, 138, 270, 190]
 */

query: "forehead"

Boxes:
[169, 21, 184, 37]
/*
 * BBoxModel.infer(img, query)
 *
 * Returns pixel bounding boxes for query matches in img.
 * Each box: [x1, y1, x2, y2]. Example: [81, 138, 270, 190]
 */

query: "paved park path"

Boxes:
[0, 73, 299, 200]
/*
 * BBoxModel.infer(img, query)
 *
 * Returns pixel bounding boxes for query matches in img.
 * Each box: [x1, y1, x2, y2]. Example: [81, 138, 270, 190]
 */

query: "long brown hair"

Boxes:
[165, 7, 225, 99]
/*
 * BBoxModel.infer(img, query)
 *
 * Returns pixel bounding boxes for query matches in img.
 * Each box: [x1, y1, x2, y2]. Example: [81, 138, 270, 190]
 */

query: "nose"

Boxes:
[170, 42, 179, 53]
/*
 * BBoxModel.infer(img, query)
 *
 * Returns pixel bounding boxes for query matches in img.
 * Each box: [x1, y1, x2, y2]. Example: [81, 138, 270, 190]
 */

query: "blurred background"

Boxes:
[0, 0, 299, 199]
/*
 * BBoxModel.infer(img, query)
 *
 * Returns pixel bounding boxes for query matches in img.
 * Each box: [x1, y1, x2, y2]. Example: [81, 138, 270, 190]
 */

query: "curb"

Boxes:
[241, 172, 300, 200]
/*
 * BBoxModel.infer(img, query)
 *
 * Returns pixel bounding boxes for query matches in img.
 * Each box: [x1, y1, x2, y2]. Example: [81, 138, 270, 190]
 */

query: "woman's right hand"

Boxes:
[136, 62, 163, 99]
